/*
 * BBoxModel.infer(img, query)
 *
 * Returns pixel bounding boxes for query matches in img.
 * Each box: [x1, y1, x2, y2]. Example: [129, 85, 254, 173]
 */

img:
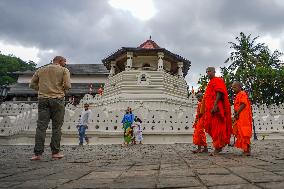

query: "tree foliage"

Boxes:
[197, 32, 283, 105]
[0, 53, 36, 85]
[197, 74, 209, 93]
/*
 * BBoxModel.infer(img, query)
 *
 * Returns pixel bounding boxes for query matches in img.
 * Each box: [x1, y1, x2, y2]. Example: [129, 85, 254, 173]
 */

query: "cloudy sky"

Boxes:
[1, 0, 284, 87]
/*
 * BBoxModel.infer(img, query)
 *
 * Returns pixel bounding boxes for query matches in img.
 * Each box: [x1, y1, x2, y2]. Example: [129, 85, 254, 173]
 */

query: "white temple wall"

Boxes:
[1, 97, 284, 144]
[104, 71, 188, 99]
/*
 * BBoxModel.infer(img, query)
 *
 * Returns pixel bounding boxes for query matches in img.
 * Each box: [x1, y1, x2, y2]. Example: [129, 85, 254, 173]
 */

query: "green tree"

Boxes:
[197, 74, 208, 93]
[225, 32, 283, 105]
[0, 53, 36, 85]
[196, 32, 283, 105]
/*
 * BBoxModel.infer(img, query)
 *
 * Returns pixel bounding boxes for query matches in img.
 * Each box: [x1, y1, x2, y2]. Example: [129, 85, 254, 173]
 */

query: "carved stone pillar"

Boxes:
[110, 61, 116, 76]
[126, 52, 133, 71]
[177, 62, 183, 77]
[157, 52, 164, 71]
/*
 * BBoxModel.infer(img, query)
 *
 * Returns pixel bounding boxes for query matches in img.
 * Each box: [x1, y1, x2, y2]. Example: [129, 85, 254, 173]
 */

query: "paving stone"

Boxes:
[255, 164, 284, 172]
[274, 171, 284, 176]
[11, 179, 69, 189]
[111, 177, 157, 189]
[199, 174, 248, 186]
[45, 169, 92, 180]
[1, 140, 284, 188]
[157, 176, 202, 188]
[81, 171, 122, 179]
[195, 168, 230, 175]
[209, 184, 261, 189]
[0, 181, 23, 188]
[0, 173, 13, 179]
[59, 179, 114, 189]
[257, 181, 284, 189]
[130, 164, 160, 171]
[228, 166, 265, 173]
[160, 168, 195, 177]
[121, 170, 158, 177]
[238, 171, 284, 183]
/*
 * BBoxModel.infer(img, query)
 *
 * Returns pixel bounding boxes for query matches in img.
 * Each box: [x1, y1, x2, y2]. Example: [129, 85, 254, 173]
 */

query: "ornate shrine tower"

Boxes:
[101, 38, 191, 102]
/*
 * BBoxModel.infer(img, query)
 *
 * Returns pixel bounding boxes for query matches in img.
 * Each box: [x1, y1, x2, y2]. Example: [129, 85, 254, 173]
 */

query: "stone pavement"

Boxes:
[0, 140, 284, 189]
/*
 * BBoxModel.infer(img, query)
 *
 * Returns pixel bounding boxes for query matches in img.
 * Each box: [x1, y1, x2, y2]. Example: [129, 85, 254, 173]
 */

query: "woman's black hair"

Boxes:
[135, 117, 142, 123]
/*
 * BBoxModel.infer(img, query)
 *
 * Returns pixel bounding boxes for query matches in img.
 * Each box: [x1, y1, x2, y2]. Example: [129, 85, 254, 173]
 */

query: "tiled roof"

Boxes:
[66, 64, 109, 75]
[8, 83, 104, 96]
[13, 64, 109, 75]
[102, 39, 191, 77]
[8, 83, 37, 95]
[138, 39, 160, 49]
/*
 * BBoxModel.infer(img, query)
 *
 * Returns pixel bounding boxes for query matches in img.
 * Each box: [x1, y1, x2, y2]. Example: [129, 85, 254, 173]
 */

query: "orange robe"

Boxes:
[233, 91, 252, 152]
[193, 101, 207, 146]
[203, 77, 232, 149]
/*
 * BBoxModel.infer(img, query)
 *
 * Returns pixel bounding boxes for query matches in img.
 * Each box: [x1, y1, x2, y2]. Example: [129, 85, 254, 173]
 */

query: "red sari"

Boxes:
[203, 77, 232, 149]
[193, 101, 207, 146]
[233, 91, 252, 152]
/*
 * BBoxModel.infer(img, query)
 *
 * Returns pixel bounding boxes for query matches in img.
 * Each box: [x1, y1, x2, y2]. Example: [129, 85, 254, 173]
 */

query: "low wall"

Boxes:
[0, 95, 284, 144]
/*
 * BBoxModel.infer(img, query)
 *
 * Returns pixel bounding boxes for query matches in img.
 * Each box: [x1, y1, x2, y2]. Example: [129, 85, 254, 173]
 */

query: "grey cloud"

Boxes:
[0, 0, 283, 87]
[0, 0, 149, 66]
[147, 0, 284, 85]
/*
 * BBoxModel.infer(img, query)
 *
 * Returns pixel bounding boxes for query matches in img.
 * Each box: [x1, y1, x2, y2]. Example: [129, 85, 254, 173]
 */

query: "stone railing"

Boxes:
[0, 102, 37, 136]
[253, 104, 284, 133]
[0, 95, 283, 138]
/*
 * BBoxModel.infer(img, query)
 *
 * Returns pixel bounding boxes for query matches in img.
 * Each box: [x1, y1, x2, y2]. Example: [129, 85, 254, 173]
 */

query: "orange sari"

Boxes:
[193, 101, 207, 146]
[233, 91, 252, 152]
[203, 77, 232, 149]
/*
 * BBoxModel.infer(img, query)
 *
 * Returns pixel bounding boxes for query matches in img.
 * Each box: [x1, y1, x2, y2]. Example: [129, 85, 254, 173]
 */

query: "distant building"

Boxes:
[7, 64, 109, 104]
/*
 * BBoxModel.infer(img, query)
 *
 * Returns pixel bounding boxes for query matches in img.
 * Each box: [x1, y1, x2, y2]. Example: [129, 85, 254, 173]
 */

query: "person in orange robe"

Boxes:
[203, 67, 232, 155]
[232, 81, 252, 156]
[192, 92, 208, 153]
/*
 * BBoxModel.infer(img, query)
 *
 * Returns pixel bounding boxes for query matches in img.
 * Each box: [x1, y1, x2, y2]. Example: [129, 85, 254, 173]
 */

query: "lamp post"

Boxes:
[0, 85, 9, 104]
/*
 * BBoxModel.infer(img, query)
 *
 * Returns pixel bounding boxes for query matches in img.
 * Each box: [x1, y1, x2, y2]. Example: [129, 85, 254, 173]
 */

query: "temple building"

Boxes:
[7, 64, 109, 104]
[1, 38, 199, 144]
[1, 39, 284, 144]
[102, 38, 191, 101]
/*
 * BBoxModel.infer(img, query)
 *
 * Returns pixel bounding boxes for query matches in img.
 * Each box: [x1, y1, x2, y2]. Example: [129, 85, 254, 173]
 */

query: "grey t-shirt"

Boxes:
[78, 109, 92, 126]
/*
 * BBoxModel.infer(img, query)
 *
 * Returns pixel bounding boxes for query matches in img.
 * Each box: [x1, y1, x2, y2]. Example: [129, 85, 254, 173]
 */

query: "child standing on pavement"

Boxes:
[133, 116, 143, 144]
[76, 103, 91, 145]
